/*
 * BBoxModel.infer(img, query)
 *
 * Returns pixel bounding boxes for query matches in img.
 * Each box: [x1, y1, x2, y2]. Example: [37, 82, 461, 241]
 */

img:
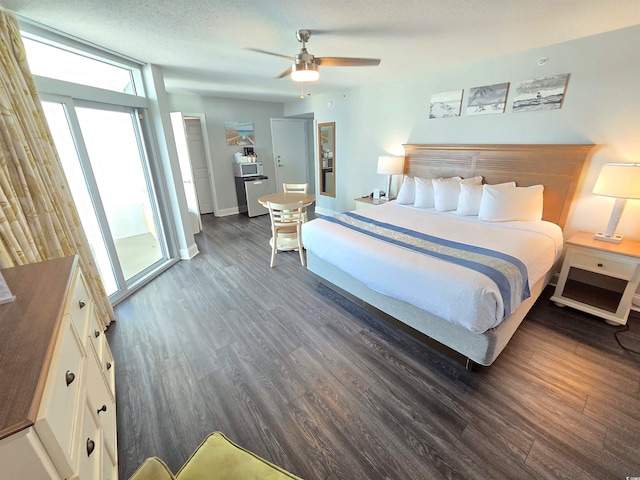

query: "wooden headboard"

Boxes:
[403, 144, 595, 228]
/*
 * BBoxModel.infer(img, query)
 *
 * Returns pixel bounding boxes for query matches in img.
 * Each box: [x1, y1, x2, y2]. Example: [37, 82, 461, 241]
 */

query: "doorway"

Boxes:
[42, 99, 169, 302]
[171, 113, 217, 234]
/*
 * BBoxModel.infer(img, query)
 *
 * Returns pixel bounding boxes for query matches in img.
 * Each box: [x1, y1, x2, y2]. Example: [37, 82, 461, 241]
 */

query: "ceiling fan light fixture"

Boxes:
[291, 62, 319, 82]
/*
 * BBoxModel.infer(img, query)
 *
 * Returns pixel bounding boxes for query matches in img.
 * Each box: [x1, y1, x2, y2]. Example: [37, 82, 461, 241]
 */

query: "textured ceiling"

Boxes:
[3, 0, 640, 103]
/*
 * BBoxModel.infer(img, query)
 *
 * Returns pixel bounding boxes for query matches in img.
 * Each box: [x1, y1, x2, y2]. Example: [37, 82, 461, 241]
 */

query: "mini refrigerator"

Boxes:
[235, 176, 273, 217]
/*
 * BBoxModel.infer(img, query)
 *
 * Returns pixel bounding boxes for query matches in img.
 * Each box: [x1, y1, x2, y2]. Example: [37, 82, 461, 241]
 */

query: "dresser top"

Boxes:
[0, 256, 77, 440]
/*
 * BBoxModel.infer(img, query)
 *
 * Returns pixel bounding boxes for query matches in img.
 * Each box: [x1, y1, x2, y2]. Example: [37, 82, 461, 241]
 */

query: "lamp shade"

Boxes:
[376, 155, 404, 175]
[592, 163, 640, 199]
[291, 62, 319, 82]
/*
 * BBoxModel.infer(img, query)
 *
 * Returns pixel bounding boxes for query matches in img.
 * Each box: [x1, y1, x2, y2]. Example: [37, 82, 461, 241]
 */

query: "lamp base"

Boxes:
[594, 232, 623, 244]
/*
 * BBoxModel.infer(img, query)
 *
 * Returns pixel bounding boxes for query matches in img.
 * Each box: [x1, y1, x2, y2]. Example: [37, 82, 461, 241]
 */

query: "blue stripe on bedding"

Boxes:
[325, 212, 530, 317]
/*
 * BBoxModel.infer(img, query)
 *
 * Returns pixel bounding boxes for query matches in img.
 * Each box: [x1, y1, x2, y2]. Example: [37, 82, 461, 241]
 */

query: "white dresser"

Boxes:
[0, 256, 117, 479]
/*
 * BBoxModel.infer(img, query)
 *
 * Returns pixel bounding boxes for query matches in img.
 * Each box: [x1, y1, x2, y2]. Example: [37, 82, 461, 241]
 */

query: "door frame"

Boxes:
[181, 113, 219, 216]
[170, 112, 202, 234]
[41, 93, 175, 304]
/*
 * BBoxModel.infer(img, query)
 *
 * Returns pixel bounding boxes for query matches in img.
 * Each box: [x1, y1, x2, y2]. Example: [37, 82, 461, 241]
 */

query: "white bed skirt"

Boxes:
[307, 251, 554, 367]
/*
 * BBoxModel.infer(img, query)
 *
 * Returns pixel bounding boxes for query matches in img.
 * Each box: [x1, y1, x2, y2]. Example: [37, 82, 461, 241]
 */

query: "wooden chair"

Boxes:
[282, 183, 308, 193]
[267, 201, 306, 268]
[282, 183, 309, 221]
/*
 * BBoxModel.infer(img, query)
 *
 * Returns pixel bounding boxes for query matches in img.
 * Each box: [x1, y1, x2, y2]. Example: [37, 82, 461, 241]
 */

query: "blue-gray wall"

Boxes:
[167, 94, 284, 216]
[286, 24, 640, 240]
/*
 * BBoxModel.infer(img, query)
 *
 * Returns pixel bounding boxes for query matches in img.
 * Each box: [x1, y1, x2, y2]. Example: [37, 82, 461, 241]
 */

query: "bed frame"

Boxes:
[307, 144, 595, 369]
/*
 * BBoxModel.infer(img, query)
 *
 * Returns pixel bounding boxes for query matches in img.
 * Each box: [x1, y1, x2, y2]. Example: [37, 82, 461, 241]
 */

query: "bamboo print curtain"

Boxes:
[0, 11, 114, 328]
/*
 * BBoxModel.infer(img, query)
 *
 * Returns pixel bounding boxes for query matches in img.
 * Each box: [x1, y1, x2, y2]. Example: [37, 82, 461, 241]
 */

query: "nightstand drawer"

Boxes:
[571, 250, 636, 279]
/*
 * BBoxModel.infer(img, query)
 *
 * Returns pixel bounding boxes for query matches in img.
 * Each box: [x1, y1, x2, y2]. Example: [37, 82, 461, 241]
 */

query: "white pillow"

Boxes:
[456, 184, 483, 216]
[456, 181, 516, 216]
[396, 176, 415, 204]
[414, 177, 437, 208]
[478, 184, 544, 222]
[432, 176, 482, 212]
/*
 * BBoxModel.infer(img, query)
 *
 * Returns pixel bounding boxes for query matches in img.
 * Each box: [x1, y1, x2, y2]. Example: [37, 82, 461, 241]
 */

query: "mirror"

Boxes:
[318, 122, 335, 197]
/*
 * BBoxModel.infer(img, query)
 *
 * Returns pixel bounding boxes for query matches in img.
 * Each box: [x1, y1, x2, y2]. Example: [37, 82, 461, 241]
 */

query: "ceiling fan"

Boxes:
[248, 29, 381, 82]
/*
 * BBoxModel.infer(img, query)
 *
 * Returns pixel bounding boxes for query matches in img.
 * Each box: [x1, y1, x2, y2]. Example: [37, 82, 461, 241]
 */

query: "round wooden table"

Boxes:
[258, 192, 315, 251]
[257, 192, 315, 207]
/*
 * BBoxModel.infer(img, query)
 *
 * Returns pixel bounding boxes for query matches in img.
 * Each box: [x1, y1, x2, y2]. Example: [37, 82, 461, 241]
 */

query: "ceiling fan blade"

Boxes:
[315, 57, 381, 67]
[246, 47, 295, 61]
[276, 66, 293, 79]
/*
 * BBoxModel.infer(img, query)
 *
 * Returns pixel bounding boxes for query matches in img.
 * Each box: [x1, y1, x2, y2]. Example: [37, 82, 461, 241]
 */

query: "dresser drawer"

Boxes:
[0, 428, 61, 480]
[103, 340, 116, 399]
[72, 396, 102, 480]
[85, 349, 117, 455]
[571, 249, 637, 279]
[88, 308, 105, 366]
[102, 440, 118, 480]
[68, 271, 93, 349]
[35, 315, 85, 478]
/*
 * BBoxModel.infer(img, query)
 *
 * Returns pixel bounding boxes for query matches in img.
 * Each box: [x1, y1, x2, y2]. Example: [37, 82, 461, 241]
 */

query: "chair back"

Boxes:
[267, 201, 304, 227]
[282, 183, 308, 194]
[267, 201, 306, 267]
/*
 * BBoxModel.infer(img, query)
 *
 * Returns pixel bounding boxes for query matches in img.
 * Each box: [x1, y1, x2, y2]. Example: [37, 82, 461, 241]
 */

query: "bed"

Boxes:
[302, 144, 595, 368]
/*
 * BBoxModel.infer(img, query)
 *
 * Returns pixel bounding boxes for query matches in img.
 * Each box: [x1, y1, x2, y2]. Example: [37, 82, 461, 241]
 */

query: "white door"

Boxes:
[271, 118, 308, 193]
[170, 112, 201, 234]
[184, 118, 215, 214]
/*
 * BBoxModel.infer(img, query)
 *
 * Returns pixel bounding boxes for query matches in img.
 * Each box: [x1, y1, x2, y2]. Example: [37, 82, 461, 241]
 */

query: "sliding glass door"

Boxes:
[42, 98, 168, 300]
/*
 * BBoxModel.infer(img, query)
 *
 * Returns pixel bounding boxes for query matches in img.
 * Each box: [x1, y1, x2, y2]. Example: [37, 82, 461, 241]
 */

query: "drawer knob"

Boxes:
[65, 370, 75, 386]
[106, 361, 112, 370]
[597, 263, 604, 267]
[97, 404, 107, 414]
[94, 330, 101, 338]
[87, 438, 95, 457]
[79, 300, 86, 309]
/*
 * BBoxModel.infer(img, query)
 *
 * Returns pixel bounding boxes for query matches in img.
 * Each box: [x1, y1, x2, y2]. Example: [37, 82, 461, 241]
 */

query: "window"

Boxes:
[22, 26, 176, 304]
[23, 37, 137, 95]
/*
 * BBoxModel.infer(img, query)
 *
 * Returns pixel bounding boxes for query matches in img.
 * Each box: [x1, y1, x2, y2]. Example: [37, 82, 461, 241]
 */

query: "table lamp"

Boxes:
[376, 155, 404, 199]
[592, 163, 640, 243]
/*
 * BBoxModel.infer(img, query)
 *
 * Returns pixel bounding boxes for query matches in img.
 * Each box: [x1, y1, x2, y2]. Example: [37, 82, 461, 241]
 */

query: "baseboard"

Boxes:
[217, 206, 241, 217]
[314, 206, 338, 217]
[179, 242, 199, 260]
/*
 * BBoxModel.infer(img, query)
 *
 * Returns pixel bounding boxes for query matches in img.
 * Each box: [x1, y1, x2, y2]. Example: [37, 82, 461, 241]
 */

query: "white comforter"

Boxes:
[302, 202, 563, 333]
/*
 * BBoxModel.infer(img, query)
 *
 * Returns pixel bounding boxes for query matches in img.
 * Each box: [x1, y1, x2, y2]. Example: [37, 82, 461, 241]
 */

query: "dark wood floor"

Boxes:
[108, 211, 640, 480]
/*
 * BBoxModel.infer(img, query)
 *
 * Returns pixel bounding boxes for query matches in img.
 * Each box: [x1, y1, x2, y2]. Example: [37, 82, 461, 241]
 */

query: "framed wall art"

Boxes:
[466, 82, 510, 115]
[429, 89, 463, 118]
[512, 74, 570, 112]
[224, 122, 255, 146]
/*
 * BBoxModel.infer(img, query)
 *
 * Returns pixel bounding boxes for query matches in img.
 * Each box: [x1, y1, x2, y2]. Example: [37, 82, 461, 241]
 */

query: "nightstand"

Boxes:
[354, 197, 390, 210]
[551, 231, 640, 325]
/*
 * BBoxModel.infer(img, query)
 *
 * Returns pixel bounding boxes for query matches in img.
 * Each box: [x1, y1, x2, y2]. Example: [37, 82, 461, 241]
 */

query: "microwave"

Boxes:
[233, 161, 264, 177]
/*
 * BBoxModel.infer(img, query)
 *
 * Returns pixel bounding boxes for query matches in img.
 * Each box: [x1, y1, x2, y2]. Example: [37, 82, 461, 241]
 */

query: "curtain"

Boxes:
[0, 11, 114, 328]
